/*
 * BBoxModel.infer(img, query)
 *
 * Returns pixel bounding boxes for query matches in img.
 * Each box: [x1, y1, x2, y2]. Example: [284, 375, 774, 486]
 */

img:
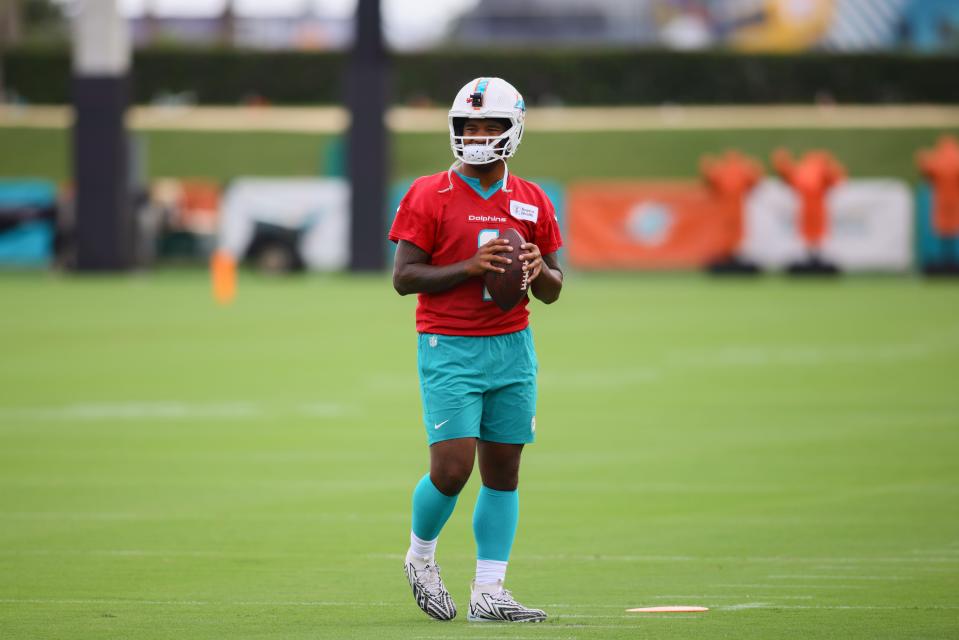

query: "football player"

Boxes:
[389, 77, 563, 622]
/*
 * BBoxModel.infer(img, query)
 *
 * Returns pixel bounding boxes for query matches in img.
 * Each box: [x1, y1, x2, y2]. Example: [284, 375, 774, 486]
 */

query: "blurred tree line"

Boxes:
[0, 0, 68, 45]
[4, 46, 959, 106]
[1, 0, 68, 101]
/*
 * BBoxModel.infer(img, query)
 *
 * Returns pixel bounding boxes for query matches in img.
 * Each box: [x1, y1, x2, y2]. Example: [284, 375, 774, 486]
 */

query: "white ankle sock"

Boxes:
[408, 531, 437, 560]
[474, 559, 508, 586]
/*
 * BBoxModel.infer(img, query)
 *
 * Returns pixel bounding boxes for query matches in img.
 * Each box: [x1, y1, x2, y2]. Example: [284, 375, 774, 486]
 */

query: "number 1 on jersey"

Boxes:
[478, 229, 499, 302]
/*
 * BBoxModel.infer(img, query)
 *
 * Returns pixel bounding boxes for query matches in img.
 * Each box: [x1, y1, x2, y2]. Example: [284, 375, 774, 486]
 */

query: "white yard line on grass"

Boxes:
[518, 554, 959, 565]
[7, 598, 957, 617]
[367, 552, 959, 565]
[713, 584, 867, 590]
[720, 603, 773, 611]
[0, 599, 395, 607]
[767, 575, 909, 581]
[561, 614, 704, 619]
[418, 637, 580, 640]
[0, 511, 407, 523]
[722, 604, 959, 611]
[0, 401, 355, 422]
[419, 637, 578, 640]
[0, 402, 260, 420]
[650, 595, 814, 600]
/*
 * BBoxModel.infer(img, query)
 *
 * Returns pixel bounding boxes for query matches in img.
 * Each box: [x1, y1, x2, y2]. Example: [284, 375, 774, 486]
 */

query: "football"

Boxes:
[483, 228, 530, 311]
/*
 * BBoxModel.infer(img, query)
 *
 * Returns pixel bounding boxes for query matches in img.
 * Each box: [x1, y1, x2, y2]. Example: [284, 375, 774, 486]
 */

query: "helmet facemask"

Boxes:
[449, 117, 522, 166]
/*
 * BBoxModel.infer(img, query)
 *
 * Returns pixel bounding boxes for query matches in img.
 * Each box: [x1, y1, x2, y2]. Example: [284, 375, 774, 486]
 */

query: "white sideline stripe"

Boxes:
[1, 478, 404, 491]
[650, 595, 814, 600]
[767, 575, 908, 581]
[712, 584, 867, 590]
[0, 512, 407, 523]
[368, 553, 959, 565]
[0, 547, 401, 559]
[544, 604, 636, 608]
[559, 614, 643, 619]
[0, 599, 393, 607]
[0, 550, 243, 557]
[666, 345, 942, 368]
[540, 367, 661, 389]
[561, 625, 700, 629]
[561, 614, 705, 619]
[415, 636, 579, 640]
[721, 603, 772, 611]
[5, 599, 956, 614]
[0, 401, 354, 421]
[723, 604, 959, 611]
[418, 636, 578, 639]
[527, 554, 959, 564]
[0, 403, 259, 420]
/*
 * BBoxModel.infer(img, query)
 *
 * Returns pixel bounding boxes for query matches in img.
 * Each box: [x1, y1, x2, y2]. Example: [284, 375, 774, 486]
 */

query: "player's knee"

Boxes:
[431, 460, 473, 495]
[483, 470, 519, 492]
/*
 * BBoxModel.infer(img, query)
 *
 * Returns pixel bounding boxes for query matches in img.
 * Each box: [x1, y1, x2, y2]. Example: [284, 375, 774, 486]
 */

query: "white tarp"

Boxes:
[742, 178, 913, 271]
[219, 177, 349, 270]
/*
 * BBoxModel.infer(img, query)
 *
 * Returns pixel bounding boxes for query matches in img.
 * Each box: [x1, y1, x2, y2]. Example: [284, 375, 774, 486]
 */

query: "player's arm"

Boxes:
[519, 244, 563, 304]
[392, 238, 514, 296]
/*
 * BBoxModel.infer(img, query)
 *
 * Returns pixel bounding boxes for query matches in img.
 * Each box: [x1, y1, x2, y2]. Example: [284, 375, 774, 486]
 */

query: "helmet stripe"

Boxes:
[471, 78, 490, 110]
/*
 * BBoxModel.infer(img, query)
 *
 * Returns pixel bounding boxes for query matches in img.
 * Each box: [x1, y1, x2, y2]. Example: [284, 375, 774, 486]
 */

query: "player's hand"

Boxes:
[519, 242, 543, 283]
[465, 238, 513, 277]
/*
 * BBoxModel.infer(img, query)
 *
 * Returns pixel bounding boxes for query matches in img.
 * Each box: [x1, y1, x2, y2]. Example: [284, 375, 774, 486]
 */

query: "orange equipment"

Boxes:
[700, 150, 765, 259]
[772, 149, 845, 250]
[210, 249, 237, 305]
[916, 136, 959, 237]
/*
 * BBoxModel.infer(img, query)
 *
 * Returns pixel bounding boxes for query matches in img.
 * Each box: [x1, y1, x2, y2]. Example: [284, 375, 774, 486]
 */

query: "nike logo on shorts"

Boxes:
[434, 419, 449, 430]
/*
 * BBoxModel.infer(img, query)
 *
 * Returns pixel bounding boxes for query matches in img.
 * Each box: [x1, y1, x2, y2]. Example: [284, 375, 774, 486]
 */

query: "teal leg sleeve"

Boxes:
[411, 473, 459, 541]
[473, 485, 519, 562]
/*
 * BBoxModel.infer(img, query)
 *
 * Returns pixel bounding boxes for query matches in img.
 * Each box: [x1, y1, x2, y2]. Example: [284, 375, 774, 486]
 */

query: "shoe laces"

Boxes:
[414, 563, 445, 597]
[489, 588, 519, 605]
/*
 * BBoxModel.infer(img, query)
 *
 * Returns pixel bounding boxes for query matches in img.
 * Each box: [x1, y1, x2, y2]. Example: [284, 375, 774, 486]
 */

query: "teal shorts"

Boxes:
[417, 328, 538, 446]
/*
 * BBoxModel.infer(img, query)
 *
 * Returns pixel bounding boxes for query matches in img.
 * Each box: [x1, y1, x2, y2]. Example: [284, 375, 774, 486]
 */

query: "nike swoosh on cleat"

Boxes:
[434, 420, 449, 429]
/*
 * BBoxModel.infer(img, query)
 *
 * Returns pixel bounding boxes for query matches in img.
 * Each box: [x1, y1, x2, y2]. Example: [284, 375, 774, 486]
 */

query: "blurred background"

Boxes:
[1, 0, 958, 276]
[2, 3, 959, 639]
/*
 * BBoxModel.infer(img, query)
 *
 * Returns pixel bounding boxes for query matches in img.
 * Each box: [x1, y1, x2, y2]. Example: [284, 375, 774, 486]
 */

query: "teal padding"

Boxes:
[473, 485, 519, 562]
[411, 473, 459, 541]
[916, 182, 959, 266]
[0, 179, 57, 207]
[0, 221, 54, 266]
[455, 172, 503, 200]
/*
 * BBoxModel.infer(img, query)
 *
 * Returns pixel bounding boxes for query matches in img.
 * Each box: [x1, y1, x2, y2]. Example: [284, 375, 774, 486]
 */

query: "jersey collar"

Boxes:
[442, 160, 512, 194]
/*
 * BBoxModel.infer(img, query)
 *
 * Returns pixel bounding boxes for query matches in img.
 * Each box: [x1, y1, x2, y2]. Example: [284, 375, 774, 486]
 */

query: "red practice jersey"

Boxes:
[389, 169, 563, 336]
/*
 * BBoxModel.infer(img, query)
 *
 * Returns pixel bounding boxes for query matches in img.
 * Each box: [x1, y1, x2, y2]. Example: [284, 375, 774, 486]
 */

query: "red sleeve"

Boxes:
[533, 191, 563, 256]
[388, 180, 437, 254]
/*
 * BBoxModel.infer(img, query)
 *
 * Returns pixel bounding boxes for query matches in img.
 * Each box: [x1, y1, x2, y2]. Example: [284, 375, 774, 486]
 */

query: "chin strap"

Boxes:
[439, 161, 461, 193]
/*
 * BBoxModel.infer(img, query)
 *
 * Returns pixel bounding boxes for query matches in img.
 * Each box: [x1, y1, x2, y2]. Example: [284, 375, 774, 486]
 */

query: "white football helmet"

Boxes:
[448, 77, 526, 165]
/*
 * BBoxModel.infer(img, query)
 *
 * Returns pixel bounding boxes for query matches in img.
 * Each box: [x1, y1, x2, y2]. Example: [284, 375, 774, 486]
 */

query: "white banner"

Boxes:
[219, 177, 349, 270]
[742, 179, 913, 272]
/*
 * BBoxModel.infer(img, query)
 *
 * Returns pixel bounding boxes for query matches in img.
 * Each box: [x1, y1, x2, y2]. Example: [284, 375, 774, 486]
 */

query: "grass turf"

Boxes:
[0, 271, 957, 639]
[2, 127, 958, 183]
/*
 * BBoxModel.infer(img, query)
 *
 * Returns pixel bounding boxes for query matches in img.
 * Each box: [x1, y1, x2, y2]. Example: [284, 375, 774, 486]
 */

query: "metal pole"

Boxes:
[347, 0, 389, 271]
[72, 0, 133, 270]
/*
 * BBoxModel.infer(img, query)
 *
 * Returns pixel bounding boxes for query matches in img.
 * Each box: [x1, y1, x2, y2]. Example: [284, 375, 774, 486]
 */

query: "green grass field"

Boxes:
[2, 127, 957, 183]
[1, 271, 957, 639]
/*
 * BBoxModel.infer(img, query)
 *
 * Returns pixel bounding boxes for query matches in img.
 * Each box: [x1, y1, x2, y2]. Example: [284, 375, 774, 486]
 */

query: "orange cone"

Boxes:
[211, 250, 237, 305]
